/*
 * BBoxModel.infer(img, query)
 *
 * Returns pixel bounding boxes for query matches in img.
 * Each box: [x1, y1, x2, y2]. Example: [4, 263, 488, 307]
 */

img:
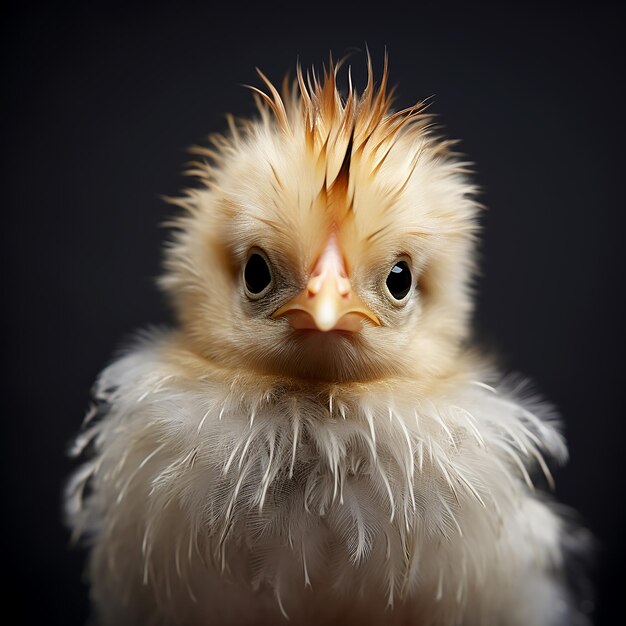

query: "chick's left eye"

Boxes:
[244, 253, 272, 296]
[386, 261, 412, 301]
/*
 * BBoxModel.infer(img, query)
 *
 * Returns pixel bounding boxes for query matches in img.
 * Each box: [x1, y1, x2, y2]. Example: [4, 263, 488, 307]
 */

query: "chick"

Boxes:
[66, 56, 589, 626]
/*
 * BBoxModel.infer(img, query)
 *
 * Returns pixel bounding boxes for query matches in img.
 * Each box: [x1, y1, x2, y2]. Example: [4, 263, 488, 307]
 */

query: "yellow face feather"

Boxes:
[161, 55, 480, 384]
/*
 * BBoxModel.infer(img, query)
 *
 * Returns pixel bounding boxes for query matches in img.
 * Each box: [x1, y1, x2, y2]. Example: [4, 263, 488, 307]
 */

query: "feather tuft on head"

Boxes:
[246, 53, 435, 200]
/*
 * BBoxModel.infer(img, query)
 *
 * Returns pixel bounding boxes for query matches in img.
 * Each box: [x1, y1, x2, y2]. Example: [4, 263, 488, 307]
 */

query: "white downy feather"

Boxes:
[66, 331, 586, 625]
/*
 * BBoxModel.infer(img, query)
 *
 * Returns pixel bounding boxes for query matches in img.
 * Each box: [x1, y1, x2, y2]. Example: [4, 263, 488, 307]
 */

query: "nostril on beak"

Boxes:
[337, 276, 351, 297]
[307, 275, 324, 297]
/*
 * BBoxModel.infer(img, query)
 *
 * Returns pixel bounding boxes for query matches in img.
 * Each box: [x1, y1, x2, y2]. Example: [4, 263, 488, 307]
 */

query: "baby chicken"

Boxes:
[66, 56, 588, 625]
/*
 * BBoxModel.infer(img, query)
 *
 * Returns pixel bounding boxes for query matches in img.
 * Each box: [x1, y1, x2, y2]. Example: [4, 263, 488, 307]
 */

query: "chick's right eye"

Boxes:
[385, 260, 412, 302]
[244, 252, 272, 297]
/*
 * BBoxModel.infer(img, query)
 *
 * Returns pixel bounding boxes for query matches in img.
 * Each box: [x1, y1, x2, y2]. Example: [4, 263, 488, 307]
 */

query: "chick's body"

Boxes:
[67, 59, 588, 625]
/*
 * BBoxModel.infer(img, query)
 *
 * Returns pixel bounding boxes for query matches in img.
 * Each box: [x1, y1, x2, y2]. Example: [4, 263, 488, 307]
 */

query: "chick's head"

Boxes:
[161, 58, 480, 384]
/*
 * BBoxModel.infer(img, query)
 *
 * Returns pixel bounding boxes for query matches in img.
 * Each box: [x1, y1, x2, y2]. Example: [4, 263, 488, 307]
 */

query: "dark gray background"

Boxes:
[2, 2, 624, 624]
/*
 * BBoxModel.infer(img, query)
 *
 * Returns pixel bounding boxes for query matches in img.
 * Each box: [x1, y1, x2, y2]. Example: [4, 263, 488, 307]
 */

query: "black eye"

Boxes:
[244, 252, 272, 297]
[386, 261, 412, 301]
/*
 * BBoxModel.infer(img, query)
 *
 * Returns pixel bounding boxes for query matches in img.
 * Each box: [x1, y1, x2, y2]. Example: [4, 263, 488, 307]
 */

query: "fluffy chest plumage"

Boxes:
[67, 341, 566, 624]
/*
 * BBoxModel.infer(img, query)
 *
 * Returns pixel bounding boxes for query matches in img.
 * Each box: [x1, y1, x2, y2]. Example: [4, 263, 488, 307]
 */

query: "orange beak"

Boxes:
[272, 233, 380, 332]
